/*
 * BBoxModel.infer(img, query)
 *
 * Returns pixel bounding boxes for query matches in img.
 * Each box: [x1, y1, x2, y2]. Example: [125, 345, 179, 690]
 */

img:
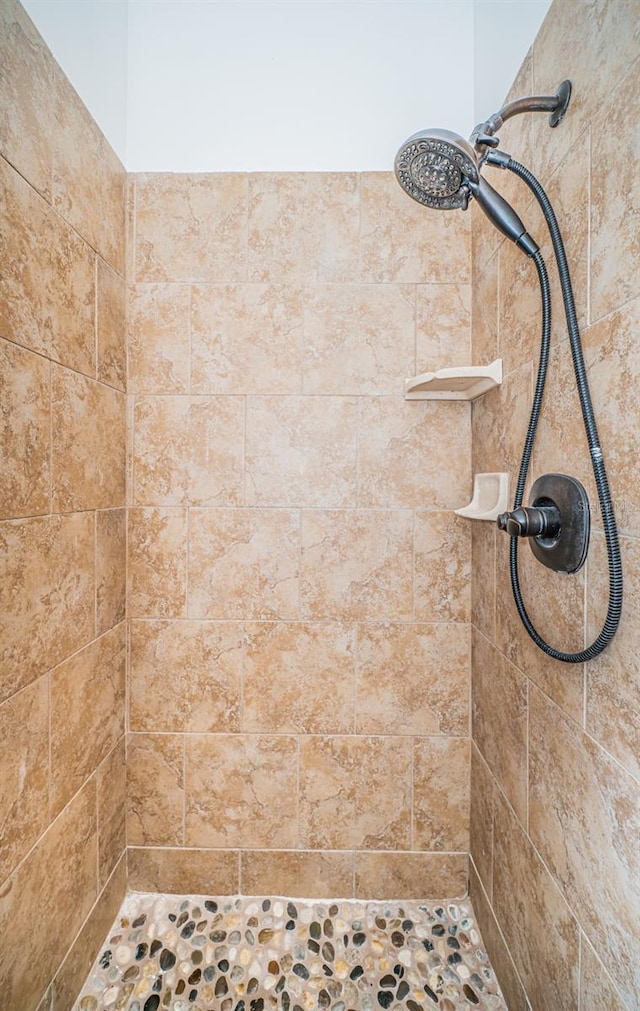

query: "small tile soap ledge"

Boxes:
[455, 472, 510, 521]
[405, 358, 502, 400]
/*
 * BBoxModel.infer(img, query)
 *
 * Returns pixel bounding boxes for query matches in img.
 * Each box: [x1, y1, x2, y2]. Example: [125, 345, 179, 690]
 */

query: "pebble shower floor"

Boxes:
[72, 893, 508, 1011]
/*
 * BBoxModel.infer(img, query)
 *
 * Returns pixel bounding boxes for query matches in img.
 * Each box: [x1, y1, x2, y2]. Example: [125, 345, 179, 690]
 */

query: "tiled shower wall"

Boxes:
[469, 2, 640, 1010]
[0, 3, 127, 1009]
[126, 171, 473, 898]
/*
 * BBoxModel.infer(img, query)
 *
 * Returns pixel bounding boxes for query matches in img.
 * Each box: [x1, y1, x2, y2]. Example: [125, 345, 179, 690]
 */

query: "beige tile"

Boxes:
[358, 399, 470, 510]
[299, 735, 411, 850]
[493, 789, 580, 1011]
[241, 851, 355, 900]
[360, 172, 471, 284]
[301, 510, 412, 621]
[416, 283, 472, 370]
[52, 67, 125, 274]
[96, 738, 126, 888]
[0, 780, 98, 1011]
[470, 744, 494, 901]
[244, 621, 356, 734]
[303, 284, 415, 395]
[45, 206, 97, 377]
[0, 338, 50, 520]
[0, 0, 54, 199]
[469, 864, 527, 1011]
[246, 396, 358, 507]
[130, 620, 243, 733]
[579, 934, 629, 1011]
[472, 362, 531, 480]
[0, 676, 49, 883]
[191, 283, 304, 394]
[96, 508, 126, 636]
[0, 513, 94, 704]
[471, 251, 499, 367]
[471, 521, 495, 640]
[414, 512, 471, 622]
[50, 855, 126, 1011]
[50, 624, 125, 817]
[51, 365, 126, 511]
[133, 396, 244, 506]
[127, 283, 191, 394]
[472, 628, 528, 826]
[356, 623, 469, 736]
[529, 686, 640, 1007]
[135, 173, 247, 283]
[188, 508, 300, 620]
[497, 233, 545, 376]
[586, 533, 640, 780]
[97, 257, 125, 390]
[127, 507, 187, 618]
[128, 847, 239, 895]
[185, 734, 298, 848]
[413, 737, 469, 851]
[471, 198, 505, 285]
[248, 172, 360, 282]
[355, 852, 468, 900]
[127, 733, 184, 847]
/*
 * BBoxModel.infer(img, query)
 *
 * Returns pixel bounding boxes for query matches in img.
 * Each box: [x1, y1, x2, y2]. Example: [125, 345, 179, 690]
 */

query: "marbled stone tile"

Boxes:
[127, 283, 190, 394]
[579, 934, 630, 1011]
[127, 848, 240, 895]
[51, 365, 126, 511]
[354, 853, 469, 900]
[0, 0, 54, 199]
[416, 283, 472, 371]
[191, 283, 304, 394]
[0, 675, 49, 883]
[413, 738, 470, 852]
[127, 733, 185, 847]
[469, 863, 528, 1011]
[471, 196, 505, 285]
[96, 739, 126, 889]
[95, 508, 126, 636]
[472, 363, 532, 483]
[471, 251, 499, 367]
[303, 284, 415, 395]
[497, 234, 545, 377]
[358, 399, 470, 510]
[185, 735, 298, 848]
[127, 507, 187, 618]
[493, 789, 580, 1011]
[245, 395, 358, 507]
[582, 294, 640, 538]
[472, 629, 528, 827]
[414, 512, 471, 622]
[301, 509, 412, 621]
[243, 621, 356, 734]
[133, 396, 244, 506]
[0, 337, 50, 520]
[0, 780, 97, 1011]
[586, 533, 640, 781]
[356, 623, 469, 736]
[134, 173, 247, 283]
[96, 257, 125, 391]
[529, 685, 640, 1008]
[188, 508, 300, 620]
[129, 619, 243, 733]
[471, 521, 496, 641]
[469, 744, 494, 901]
[360, 172, 471, 284]
[49, 855, 126, 1011]
[50, 624, 126, 818]
[299, 735, 411, 850]
[241, 851, 354, 900]
[0, 512, 94, 704]
[248, 172, 360, 282]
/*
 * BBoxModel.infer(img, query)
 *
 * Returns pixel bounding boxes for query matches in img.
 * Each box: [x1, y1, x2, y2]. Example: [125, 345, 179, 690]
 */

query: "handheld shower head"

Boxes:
[394, 128, 478, 210]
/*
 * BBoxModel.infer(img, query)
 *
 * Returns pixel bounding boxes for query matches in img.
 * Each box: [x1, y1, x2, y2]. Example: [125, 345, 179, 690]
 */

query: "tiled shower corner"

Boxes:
[73, 893, 507, 1011]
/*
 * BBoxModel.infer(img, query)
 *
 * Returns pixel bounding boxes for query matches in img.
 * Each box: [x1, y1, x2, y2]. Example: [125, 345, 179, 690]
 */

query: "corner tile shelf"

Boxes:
[405, 358, 502, 400]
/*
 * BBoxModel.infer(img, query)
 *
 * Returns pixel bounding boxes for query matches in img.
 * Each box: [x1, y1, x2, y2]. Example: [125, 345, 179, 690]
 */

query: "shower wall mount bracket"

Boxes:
[405, 358, 502, 400]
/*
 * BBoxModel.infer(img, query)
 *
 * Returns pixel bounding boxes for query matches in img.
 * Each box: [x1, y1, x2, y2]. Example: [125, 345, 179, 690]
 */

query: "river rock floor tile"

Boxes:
[73, 893, 507, 1011]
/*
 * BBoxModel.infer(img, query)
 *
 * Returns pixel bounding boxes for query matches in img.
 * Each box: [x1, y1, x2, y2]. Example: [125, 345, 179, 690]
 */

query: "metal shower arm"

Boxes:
[471, 79, 572, 148]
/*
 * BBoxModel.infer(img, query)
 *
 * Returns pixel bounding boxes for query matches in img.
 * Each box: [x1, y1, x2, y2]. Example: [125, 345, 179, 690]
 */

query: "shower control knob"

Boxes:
[497, 504, 561, 540]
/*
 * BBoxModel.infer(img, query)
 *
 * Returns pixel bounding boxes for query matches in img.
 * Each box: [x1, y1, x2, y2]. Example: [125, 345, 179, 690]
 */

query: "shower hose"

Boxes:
[497, 157, 622, 663]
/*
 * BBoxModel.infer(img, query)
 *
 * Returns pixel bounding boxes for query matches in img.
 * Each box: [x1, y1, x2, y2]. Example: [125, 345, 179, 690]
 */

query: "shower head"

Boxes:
[394, 128, 479, 210]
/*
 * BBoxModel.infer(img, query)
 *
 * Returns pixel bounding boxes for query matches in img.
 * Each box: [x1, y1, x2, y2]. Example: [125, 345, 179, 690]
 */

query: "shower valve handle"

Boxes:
[497, 504, 561, 540]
